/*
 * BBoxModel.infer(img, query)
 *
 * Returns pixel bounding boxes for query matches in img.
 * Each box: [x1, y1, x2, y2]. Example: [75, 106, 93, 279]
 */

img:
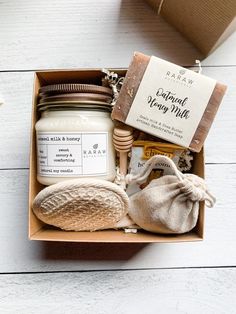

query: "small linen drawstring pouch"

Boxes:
[126, 155, 216, 234]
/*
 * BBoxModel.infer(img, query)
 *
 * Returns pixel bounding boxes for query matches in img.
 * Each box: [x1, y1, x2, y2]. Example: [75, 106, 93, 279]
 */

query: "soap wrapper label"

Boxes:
[37, 132, 108, 177]
[125, 56, 216, 147]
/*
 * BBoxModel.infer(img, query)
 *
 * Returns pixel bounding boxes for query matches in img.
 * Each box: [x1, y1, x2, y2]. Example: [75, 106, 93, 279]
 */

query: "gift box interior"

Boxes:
[29, 69, 205, 243]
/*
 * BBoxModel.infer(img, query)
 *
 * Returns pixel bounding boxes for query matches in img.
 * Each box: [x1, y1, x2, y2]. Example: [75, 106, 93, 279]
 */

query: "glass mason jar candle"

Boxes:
[35, 84, 116, 185]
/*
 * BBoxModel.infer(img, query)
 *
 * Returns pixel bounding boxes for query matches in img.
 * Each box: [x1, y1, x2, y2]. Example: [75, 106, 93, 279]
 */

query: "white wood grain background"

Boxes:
[0, 0, 236, 313]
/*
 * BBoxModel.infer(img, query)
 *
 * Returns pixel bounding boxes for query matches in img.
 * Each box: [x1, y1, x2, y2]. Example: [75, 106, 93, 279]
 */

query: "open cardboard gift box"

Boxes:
[29, 69, 205, 243]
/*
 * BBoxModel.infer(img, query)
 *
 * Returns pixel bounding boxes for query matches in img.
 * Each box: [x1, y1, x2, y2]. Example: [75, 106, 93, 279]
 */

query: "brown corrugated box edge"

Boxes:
[145, 0, 236, 55]
[29, 69, 205, 243]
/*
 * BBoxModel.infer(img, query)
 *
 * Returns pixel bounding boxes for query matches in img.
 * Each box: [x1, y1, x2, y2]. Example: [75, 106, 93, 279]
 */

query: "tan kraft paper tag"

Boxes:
[125, 56, 216, 147]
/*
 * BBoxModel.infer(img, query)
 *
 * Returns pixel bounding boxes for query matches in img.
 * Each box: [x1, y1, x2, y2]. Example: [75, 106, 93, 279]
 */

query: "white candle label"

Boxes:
[125, 56, 216, 147]
[37, 132, 108, 177]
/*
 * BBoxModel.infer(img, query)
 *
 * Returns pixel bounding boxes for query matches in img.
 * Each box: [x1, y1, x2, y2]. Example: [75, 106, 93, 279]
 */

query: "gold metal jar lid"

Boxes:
[39, 84, 113, 97]
[38, 84, 113, 111]
[39, 93, 112, 104]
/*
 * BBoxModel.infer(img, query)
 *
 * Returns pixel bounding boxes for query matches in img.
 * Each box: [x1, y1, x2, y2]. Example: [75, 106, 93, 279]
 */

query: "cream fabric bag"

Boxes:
[126, 155, 215, 234]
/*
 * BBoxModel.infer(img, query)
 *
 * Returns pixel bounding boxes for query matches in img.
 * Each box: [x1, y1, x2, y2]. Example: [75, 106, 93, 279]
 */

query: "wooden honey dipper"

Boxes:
[113, 125, 134, 176]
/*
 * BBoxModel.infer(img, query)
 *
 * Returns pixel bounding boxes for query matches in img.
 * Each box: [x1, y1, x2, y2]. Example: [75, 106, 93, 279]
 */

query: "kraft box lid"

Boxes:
[145, 0, 236, 55]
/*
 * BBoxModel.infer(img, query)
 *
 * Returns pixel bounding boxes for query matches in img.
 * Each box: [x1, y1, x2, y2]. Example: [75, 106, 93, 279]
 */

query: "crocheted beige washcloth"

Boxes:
[32, 179, 130, 231]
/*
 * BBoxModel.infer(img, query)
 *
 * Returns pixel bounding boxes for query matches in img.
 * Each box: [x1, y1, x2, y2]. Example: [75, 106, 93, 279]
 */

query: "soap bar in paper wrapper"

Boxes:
[112, 52, 227, 152]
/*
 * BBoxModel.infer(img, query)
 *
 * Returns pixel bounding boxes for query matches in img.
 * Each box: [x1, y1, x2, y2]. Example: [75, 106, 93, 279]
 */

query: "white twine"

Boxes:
[157, 0, 165, 15]
[195, 59, 202, 74]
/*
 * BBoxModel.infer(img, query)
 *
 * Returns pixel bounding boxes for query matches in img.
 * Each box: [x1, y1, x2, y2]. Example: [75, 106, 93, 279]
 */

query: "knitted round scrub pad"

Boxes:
[32, 179, 129, 231]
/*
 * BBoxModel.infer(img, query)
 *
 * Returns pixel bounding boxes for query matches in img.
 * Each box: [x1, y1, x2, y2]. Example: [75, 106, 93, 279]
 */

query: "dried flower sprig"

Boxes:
[102, 69, 124, 106]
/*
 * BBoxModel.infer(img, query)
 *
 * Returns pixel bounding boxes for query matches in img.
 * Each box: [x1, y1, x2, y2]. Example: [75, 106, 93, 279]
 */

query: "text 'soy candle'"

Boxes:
[112, 52, 227, 152]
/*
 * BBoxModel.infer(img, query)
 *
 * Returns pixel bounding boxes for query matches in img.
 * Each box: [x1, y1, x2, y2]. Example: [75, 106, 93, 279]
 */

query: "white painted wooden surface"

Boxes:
[0, 268, 236, 314]
[0, 0, 236, 312]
